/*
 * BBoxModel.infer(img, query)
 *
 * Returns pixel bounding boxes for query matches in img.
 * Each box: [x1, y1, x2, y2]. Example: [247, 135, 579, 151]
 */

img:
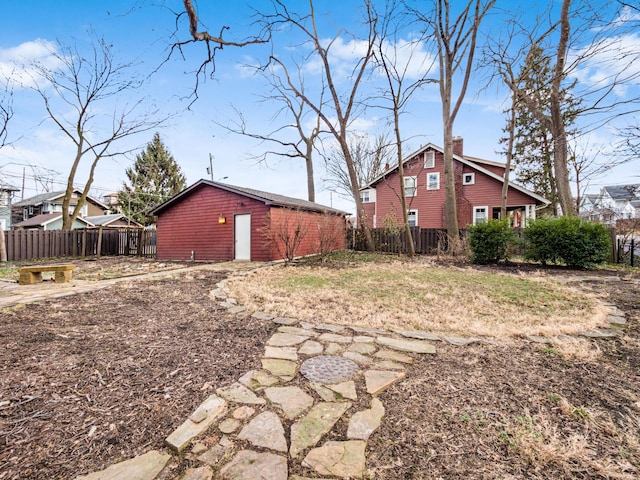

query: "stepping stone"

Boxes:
[252, 311, 274, 321]
[289, 477, 332, 480]
[166, 395, 228, 452]
[277, 326, 317, 336]
[75, 450, 171, 480]
[351, 326, 388, 335]
[227, 306, 247, 315]
[376, 336, 436, 354]
[607, 315, 627, 327]
[182, 466, 213, 480]
[298, 340, 323, 355]
[219, 450, 287, 480]
[342, 351, 373, 366]
[347, 342, 377, 355]
[261, 358, 298, 377]
[392, 329, 441, 341]
[289, 402, 352, 457]
[267, 333, 309, 347]
[327, 381, 357, 400]
[325, 343, 345, 355]
[263, 346, 298, 361]
[220, 300, 237, 309]
[210, 288, 227, 300]
[302, 440, 367, 478]
[578, 330, 618, 339]
[264, 386, 314, 419]
[525, 335, 553, 344]
[374, 360, 405, 371]
[300, 355, 359, 384]
[309, 382, 340, 402]
[347, 398, 385, 440]
[238, 370, 280, 390]
[232, 406, 255, 420]
[219, 418, 241, 434]
[318, 333, 353, 344]
[444, 337, 481, 346]
[314, 323, 346, 333]
[217, 383, 266, 405]
[353, 335, 376, 343]
[299, 322, 316, 330]
[237, 411, 287, 453]
[364, 370, 405, 396]
[272, 317, 298, 325]
[374, 350, 413, 364]
[198, 444, 228, 467]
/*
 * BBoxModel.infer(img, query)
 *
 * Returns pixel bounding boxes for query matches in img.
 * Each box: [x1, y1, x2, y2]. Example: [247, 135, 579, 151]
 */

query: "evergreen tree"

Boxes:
[509, 45, 579, 215]
[118, 133, 186, 225]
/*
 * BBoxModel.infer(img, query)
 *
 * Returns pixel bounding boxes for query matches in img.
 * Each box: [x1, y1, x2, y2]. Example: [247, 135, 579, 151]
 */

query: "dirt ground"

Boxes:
[0, 258, 638, 479]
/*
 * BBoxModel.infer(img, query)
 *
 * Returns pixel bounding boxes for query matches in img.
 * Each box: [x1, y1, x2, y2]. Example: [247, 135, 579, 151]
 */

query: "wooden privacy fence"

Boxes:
[349, 227, 465, 254]
[3, 228, 157, 262]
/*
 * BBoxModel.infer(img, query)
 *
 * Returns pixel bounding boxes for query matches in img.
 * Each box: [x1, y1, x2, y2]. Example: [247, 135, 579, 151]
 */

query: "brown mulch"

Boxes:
[0, 264, 272, 480]
[0, 257, 639, 479]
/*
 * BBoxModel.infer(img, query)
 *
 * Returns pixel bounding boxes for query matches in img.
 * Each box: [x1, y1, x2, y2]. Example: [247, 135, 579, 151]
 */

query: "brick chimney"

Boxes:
[453, 136, 463, 157]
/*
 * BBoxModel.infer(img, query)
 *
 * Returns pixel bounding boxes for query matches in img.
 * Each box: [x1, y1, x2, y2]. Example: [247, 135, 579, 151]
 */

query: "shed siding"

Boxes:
[156, 185, 271, 261]
[365, 148, 541, 229]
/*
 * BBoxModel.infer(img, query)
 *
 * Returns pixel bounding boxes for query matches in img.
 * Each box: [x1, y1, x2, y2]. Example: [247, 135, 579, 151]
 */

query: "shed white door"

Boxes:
[234, 214, 251, 260]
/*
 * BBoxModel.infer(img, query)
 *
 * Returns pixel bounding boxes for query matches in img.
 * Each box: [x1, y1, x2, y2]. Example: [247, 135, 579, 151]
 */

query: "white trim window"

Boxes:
[463, 173, 475, 185]
[404, 176, 417, 197]
[407, 209, 418, 227]
[426, 172, 440, 190]
[424, 150, 435, 168]
[473, 206, 489, 224]
[360, 190, 370, 203]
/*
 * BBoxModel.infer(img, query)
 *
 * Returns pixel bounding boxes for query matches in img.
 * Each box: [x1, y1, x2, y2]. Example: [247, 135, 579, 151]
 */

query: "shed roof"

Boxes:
[0, 180, 19, 192]
[84, 213, 143, 227]
[13, 213, 94, 228]
[13, 189, 108, 209]
[151, 180, 349, 216]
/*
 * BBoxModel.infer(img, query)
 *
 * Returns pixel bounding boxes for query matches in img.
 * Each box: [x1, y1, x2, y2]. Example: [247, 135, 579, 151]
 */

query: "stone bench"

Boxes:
[18, 264, 76, 285]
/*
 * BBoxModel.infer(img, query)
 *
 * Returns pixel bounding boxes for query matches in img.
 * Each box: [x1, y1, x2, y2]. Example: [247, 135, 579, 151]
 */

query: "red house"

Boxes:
[360, 138, 549, 229]
[151, 180, 347, 262]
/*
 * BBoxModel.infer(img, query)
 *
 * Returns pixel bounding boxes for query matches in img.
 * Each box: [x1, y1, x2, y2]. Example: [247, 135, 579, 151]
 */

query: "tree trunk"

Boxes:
[501, 104, 516, 218]
[305, 140, 315, 202]
[394, 106, 415, 256]
[442, 120, 460, 251]
[0, 227, 6, 262]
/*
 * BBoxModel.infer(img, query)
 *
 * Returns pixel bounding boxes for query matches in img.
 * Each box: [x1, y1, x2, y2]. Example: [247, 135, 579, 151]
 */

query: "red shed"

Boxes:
[151, 180, 348, 262]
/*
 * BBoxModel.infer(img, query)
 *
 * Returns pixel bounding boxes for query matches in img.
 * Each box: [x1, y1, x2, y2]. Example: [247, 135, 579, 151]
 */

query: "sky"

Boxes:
[0, 0, 639, 215]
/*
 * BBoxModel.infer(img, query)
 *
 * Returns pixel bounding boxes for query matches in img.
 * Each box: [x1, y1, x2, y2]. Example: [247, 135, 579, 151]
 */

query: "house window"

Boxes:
[360, 190, 370, 203]
[427, 172, 440, 190]
[23, 208, 28, 220]
[463, 173, 475, 185]
[404, 176, 417, 197]
[473, 206, 489, 224]
[424, 150, 435, 168]
[28, 206, 34, 215]
[407, 210, 418, 227]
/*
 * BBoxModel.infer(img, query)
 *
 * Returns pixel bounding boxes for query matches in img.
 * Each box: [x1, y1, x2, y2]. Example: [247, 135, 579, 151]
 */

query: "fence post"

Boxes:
[96, 226, 103, 258]
[632, 239, 635, 268]
[609, 227, 617, 264]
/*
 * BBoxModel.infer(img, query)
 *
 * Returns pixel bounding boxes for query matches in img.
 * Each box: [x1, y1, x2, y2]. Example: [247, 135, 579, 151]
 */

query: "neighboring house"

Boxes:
[103, 193, 120, 213]
[0, 180, 20, 230]
[85, 213, 143, 229]
[151, 180, 347, 262]
[579, 184, 640, 224]
[359, 137, 549, 229]
[13, 213, 94, 230]
[11, 189, 108, 227]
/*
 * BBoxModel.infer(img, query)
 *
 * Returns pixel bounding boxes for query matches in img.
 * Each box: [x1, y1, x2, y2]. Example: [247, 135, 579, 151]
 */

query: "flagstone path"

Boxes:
[73, 267, 627, 480]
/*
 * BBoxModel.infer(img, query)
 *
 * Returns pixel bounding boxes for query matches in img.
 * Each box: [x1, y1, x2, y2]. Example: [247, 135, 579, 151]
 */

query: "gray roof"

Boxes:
[602, 184, 640, 201]
[152, 180, 349, 216]
[12, 189, 109, 209]
[0, 180, 19, 191]
[13, 213, 94, 228]
[85, 214, 142, 227]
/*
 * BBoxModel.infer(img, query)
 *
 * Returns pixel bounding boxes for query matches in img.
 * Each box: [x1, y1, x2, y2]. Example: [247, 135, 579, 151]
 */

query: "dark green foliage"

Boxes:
[468, 219, 518, 264]
[118, 133, 186, 225]
[523, 216, 610, 268]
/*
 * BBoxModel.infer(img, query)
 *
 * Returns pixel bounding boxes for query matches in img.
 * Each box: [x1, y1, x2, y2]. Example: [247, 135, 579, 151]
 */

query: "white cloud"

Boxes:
[0, 39, 61, 89]
[377, 37, 437, 81]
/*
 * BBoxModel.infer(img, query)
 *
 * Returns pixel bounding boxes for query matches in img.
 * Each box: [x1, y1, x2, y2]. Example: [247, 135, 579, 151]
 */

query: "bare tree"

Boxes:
[324, 132, 393, 200]
[0, 80, 12, 262]
[414, 0, 494, 252]
[32, 37, 164, 230]
[372, 5, 434, 256]
[260, 0, 379, 250]
[218, 69, 325, 202]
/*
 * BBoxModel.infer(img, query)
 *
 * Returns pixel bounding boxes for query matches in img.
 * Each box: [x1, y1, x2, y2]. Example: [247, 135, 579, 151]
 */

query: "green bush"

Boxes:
[523, 216, 610, 268]
[468, 218, 518, 264]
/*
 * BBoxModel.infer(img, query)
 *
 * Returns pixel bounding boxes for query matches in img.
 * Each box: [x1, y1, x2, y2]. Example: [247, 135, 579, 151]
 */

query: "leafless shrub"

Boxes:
[261, 208, 308, 263]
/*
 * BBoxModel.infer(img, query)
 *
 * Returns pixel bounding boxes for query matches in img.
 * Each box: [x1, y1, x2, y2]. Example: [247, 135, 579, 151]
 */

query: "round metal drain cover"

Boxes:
[300, 355, 359, 384]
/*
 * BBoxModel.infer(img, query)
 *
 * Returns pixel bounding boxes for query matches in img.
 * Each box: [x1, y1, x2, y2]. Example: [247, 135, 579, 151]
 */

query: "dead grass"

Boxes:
[225, 260, 608, 338]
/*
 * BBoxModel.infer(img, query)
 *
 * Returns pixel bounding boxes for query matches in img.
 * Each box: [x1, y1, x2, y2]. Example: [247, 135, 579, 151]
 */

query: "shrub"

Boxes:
[523, 216, 610, 268]
[468, 218, 518, 264]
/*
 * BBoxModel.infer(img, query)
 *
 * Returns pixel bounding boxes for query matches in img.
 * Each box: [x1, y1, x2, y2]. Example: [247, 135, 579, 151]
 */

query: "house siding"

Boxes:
[156, 185, 271, 261]
[365, 147, 542, 229]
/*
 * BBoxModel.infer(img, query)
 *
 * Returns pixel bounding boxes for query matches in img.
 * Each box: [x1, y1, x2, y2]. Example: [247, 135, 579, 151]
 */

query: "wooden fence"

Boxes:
[349, 227, 465, 254]
[3, 228, 157, 262]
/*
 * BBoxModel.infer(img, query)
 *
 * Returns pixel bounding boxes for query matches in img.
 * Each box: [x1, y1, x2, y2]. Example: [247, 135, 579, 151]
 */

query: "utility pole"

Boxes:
[207, 153, 214, 181]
